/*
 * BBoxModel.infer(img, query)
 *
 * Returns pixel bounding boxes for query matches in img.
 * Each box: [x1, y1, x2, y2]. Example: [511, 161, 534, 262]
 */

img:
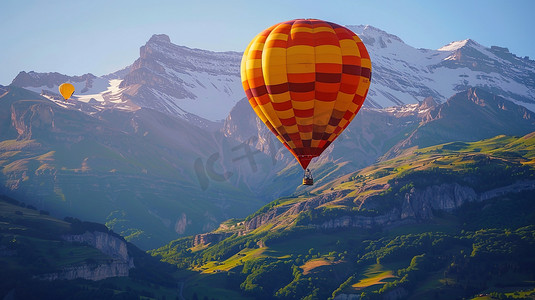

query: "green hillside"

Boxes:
[0, 195, 180, 300]
[150, 133, 535, 300]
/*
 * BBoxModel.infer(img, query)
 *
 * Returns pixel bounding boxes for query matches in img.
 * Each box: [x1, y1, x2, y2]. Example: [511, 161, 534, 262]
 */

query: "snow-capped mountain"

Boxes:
[11, 25, 535, 122]
[347, 25, 535, 111]
[13, 34, 244, 122]
[118, 34, 244, 121]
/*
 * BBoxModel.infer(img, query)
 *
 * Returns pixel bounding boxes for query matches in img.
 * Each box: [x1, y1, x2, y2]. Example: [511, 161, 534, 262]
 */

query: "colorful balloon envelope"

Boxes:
[58, 83, 75, 101]
[241, 19, 372, 170]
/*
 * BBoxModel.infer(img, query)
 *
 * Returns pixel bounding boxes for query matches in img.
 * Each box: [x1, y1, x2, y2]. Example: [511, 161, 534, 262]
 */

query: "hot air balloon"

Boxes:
[58, 83, 75, 101]
[240, 19, 372, 185]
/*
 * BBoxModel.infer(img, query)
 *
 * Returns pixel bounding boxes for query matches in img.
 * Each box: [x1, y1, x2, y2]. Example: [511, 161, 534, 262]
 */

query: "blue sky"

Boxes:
[1, 0, 533, 85]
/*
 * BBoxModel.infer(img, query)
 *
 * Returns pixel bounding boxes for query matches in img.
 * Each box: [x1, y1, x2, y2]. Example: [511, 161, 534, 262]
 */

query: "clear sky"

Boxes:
[1, 0, 534, 85]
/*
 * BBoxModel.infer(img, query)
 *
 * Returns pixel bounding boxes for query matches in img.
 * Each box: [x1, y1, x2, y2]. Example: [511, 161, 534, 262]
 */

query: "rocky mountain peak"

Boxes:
[118, 33, 244, 121]
[460, 88, 532, 121]
[464, 38, 479, 47]
[139, 34, 174, 59]
[361, 25, 405, 44]
[148, 34, 171, 44]
[346, 24, 406, 49]
[381, 87, 535, 159]
[438, 39, 479, 52]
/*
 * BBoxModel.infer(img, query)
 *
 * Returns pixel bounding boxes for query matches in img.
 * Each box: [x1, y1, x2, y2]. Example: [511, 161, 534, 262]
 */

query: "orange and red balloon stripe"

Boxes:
[241, 19, 371, 169]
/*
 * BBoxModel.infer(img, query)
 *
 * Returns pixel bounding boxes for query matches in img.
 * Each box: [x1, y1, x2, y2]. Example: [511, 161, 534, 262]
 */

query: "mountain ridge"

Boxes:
[381, 87, 535, 159]
[11, 25, 535, 123]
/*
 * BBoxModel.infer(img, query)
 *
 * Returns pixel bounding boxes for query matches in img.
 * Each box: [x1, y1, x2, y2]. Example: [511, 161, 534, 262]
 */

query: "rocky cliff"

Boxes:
[399, 183, 477, 219]
[37, 231, 134, 281]
[318, 180, 535, 231]
[232, 180, 535, 235]
[399, 180, 535, 220]
[62, 231, 134, 267]
[35, 260, 131, 281]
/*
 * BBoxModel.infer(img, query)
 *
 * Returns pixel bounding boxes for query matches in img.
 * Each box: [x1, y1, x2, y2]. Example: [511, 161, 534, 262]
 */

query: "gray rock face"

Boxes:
[62, 231, 133, 266]
[244, 206, 288, 232]
[36, 261, 131, 281]
[401, 184, 478, 219]
[317, 209, 403, 230]
[36, 231, 134, 281]
[400, 180, 535, 221]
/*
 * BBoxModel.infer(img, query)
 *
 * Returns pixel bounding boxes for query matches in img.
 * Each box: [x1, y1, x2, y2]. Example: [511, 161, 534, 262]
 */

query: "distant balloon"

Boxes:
[58, 83, 75, 101]
[241, 19, 372, 170]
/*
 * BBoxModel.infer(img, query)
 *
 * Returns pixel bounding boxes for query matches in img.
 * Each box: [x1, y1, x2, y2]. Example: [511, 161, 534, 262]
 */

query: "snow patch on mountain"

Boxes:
[23, 76, 108, 96]
[75, 79, 125, 103]
[157, 64, 243, 120]
[29, 78, 139, 113]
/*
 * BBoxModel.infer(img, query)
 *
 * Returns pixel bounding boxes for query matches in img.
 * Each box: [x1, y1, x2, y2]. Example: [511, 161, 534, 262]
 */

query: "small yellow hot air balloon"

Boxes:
[58, 83, 75, 101]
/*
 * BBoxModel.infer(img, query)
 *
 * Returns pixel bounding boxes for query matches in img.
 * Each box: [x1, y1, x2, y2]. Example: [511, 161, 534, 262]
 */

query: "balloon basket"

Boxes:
[302, 178, 314, 185]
